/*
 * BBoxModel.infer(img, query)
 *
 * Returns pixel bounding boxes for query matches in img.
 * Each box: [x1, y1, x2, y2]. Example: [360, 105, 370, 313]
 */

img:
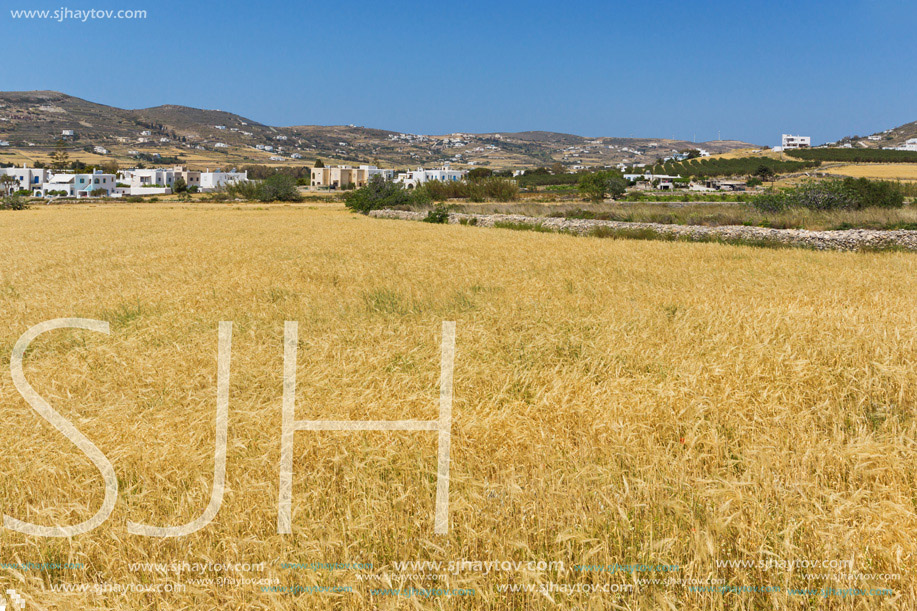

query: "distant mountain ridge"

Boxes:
[0, 90, 759, 169]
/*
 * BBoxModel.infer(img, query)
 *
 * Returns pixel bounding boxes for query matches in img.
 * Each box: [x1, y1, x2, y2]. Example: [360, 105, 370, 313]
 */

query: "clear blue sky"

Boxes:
[1, 0, 914, 145]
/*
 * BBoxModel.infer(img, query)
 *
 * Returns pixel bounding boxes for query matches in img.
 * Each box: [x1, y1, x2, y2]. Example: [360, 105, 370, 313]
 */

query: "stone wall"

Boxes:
[368, 209, 917, 252]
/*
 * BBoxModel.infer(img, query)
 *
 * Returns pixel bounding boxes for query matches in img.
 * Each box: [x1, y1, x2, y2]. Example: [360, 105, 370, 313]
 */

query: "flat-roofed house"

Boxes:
[0, 166, 51, 194]
[310, 165, 395, 188]
[781, 134, 811, 149]
[394, 164, 467, 189]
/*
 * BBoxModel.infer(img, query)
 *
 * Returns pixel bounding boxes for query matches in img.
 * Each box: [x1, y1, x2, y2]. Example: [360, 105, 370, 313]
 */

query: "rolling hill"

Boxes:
[0, 90, 758, 170]
[834, 120, 917, 149]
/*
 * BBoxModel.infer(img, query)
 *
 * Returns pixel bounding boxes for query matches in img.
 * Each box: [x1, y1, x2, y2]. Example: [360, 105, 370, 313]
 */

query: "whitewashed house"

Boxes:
[781, 134, 811, 149]
[42, 171, 117, 198]
[199, 170, 248, 192]
[0, 166, 51, 194]
[395, 164, 467, 189]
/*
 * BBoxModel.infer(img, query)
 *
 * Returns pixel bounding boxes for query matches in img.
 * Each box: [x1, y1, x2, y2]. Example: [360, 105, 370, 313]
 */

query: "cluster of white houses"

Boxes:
[310, 163, 467, 189]
[0, 165, 247, 198]
[4, 161, 471, 197]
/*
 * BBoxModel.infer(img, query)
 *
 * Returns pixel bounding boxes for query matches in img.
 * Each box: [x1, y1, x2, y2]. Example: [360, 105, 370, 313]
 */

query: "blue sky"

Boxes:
[1, 0, 914, 145]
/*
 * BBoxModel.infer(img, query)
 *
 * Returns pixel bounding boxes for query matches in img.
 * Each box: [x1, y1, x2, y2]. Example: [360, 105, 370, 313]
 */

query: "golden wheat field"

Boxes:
[828, 164, 917, 181]
[1, 203, 916, 610]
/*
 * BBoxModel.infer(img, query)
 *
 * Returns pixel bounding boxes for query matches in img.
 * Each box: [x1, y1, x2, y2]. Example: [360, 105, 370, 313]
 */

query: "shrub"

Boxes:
[751, 178, 904, 212]
[480, 177, 519, 201]
[344, 175, 420, 213]
[257, 174, 302, 202]
[840, 177, 904, 208]
[0, 194, 28, 210]
[423, 204, 451, 223]
[222, 180, 260, 200]
[220, 174, 301, 202]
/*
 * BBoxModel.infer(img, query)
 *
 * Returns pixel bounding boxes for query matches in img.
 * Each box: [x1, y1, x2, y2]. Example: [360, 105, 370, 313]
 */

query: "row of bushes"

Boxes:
[752, 178, 905, 212]
[416, 177, 519, 202]
[640, 156, 820, 178]
[786, 148, 917, 163]
[344, 176, 519, 213]
[515, 172, 581, 187]
[214, 174, 302, 202]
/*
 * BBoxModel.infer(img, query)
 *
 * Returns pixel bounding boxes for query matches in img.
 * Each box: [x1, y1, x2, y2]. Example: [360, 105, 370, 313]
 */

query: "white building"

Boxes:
[120, 168, 177, 192]
[896, 138, 917, 152]
[395, 164, 468, 189]
[0, 140, 9, 147]
[94, 146, 109, 155]
[41, 170, 117, 198]
[781, 134, 811, 149]
[199, 170, 248, 192]
[0, 166, 51, 194]
[310, 165, 395, 188]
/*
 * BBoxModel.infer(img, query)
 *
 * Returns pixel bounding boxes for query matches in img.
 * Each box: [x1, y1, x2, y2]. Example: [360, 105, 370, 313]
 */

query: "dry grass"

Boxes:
[829, 164, 917, 181]
[1, 203, 916, 609]
[443, 201, 917, 231]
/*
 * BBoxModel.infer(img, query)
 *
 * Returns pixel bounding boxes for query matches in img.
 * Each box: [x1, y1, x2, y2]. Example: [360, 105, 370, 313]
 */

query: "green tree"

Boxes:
[577, 171, 627, 202]
[467, 168, 493, 180]
[101, 160, 120, 176]
[49, 139, 70, 171]
[258, 173, 301, 202]
[173, 177, 188, 193]
[314, 158, 325, 168]
[0, 174, 18, 195]
[344, 175, 418, 213]
[754, 164, 775, 183]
